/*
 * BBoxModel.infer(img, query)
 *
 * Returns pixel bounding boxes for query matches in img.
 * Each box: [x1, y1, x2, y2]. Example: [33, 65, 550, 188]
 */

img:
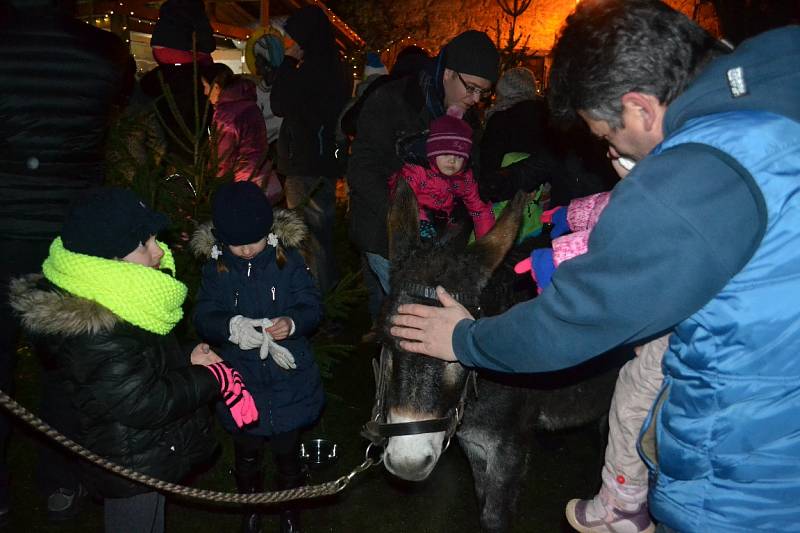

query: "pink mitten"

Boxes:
[541, 206, 569, 237]
[514, 256, 541, 289]
[514, 257, 533, 275]
[206, 362, 259, 428]
[228, 389, 259, 428]
[540, 206, 562, 224]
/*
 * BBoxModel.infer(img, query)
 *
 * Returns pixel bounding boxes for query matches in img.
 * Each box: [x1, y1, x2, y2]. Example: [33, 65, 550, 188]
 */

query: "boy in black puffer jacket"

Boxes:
[10, 187, 257, 533]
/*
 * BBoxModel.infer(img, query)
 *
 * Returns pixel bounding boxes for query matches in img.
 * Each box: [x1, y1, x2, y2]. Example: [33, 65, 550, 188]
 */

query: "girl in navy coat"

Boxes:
[192, 181, 323, 533]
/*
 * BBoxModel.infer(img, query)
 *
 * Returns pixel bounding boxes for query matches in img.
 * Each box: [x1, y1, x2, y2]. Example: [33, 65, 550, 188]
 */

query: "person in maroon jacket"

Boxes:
[201, 63, 282, 204]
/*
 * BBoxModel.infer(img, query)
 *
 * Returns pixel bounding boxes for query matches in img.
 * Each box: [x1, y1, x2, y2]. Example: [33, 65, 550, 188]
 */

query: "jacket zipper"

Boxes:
[271, 286, 276, 301]
[638, 381, 670, 471]
[235, 262, 251, 311]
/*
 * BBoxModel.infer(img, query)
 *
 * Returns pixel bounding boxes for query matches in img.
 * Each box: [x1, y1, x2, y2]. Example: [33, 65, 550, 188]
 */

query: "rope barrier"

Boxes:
[0, 391, 377, 505]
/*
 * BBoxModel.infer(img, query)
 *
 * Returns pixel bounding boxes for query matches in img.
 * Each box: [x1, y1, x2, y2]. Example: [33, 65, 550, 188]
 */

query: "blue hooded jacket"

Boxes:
[452, 25, 800, 531]
[193, 219, 324, 437]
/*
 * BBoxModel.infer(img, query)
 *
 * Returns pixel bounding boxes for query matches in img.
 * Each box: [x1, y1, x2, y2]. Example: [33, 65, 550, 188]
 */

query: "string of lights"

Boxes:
[79, 0, 366, 52]
[74, 1, 455, 85]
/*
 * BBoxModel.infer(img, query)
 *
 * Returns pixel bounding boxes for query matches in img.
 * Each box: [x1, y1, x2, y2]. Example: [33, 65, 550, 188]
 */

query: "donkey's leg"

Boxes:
[481, 439, 530, 533]
[458, 431, 489, 508]
[459, 426, 530, 533]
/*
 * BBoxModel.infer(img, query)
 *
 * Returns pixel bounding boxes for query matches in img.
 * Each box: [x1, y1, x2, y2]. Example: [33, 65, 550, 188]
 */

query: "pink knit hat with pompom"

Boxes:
[426, 108, 473, 160]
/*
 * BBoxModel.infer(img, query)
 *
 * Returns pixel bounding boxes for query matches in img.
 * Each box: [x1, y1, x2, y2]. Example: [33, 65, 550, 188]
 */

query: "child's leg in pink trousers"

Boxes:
[604, 335, 667, 504]
[566, 334, 668, 533]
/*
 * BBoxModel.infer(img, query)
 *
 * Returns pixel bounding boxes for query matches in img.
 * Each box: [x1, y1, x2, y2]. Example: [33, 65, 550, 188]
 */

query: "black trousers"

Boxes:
[232, 430, 303, 487]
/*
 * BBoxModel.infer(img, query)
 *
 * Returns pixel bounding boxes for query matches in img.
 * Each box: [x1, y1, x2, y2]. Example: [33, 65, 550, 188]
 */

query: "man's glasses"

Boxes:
[455, 72, 492, 99]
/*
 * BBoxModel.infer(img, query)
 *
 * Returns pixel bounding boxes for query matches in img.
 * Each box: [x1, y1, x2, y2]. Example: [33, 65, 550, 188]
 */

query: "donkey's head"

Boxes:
[377, 180, 525, 481]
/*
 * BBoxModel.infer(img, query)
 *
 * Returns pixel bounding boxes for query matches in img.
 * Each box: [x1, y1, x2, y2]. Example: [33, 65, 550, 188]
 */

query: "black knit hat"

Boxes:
[212, 182, 274, 246]
[61, 188, 168, 259]
[444, 30, 499, 83]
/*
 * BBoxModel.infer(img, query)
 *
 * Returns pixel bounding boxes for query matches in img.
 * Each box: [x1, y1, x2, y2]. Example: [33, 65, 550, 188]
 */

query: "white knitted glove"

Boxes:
[228, 315, 263, 350]
[258, 319, 297, 370]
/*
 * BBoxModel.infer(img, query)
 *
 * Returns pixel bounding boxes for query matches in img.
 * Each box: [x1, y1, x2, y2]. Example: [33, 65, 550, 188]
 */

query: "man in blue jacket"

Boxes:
[390, 1, 800, 531]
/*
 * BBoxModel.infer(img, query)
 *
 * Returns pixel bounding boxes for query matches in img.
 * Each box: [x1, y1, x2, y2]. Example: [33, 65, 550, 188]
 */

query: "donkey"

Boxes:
[365, 181, 624, 532]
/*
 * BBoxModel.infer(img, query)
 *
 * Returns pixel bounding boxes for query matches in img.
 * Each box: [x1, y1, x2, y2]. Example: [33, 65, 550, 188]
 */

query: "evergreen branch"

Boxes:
[156, 70, 196, 144]
[153, 99, 195, 155]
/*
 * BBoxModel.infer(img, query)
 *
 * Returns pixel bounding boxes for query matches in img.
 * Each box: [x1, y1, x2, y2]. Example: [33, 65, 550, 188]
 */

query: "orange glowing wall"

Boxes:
[380, 0, 719, 60]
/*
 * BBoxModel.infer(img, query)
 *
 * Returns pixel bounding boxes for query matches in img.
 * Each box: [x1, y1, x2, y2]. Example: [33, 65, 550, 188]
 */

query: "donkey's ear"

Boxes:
[469, 190, 525, 276]
[387, 179, 421, 262]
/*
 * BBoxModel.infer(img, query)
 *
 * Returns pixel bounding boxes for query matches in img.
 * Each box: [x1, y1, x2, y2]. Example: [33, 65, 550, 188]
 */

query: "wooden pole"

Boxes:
[260, 0, 269, 28]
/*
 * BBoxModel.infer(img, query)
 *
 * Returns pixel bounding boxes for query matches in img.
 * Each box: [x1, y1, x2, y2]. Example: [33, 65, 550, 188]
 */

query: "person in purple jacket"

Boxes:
[201, 64, 282, 204]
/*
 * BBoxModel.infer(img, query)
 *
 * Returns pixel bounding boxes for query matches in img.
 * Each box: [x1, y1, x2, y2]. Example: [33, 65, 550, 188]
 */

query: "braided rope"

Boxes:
[0, 391, 376, 505]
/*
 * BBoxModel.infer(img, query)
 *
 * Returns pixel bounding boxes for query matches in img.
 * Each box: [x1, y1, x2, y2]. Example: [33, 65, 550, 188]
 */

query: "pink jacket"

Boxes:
[388, 163, 496, 238]
[213, 79, 269, 186]
[552, 191, 611, 266]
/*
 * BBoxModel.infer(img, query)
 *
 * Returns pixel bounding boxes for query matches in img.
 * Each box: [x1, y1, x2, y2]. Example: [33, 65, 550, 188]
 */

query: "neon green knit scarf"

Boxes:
[42, 238, 187, 335]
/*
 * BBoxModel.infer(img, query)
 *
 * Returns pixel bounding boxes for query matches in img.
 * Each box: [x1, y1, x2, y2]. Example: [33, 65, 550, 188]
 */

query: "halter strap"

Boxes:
[361, 344, 476, 447]
[400, 282, 481, 311]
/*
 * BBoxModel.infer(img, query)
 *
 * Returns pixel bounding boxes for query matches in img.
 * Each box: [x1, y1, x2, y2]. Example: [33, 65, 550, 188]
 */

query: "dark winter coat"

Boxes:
[8, 275, 219, 498]
[0, 10, 132, 241]
[480, 98, 551, 175]
[191, 211, 324, 436]
[478, 99, 616, 205]
[270, 6, 349, 178]
[346, 74, 436, 257]
[340, 50, 433, 140]
[340, 74, 392, 139]
[213, 79, 269, 185]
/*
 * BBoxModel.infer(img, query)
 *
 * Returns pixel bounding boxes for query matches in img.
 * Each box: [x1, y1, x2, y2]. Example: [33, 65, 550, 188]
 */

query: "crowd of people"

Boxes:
[1, 0, 798, 532]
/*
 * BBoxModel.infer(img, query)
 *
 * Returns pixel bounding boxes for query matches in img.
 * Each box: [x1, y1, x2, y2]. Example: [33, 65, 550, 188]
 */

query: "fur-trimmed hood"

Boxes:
[189, 207, 308, 259]
[9, 274, 119, 337]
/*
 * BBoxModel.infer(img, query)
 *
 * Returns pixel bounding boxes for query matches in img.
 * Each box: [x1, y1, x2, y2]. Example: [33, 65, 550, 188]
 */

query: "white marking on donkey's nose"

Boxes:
[383, 411, 445, 482]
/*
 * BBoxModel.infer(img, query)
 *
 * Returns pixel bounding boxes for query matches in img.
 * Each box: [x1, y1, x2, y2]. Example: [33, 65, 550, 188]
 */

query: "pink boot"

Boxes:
[565, 474, 654, 533]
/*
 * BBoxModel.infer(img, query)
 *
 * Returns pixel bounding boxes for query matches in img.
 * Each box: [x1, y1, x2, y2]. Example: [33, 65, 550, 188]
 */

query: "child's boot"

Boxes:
[274, 449, 307, 533]
[565, 471, 653, 533]
[276, 470, 305, 533]
[234, 444, 264, 533]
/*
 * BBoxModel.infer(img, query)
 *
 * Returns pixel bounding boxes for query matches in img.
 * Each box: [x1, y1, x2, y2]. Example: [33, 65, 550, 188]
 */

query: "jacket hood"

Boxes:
[9, 274, 119, 337]
[284, 5, 335, 56]
[189, 207, 308, 258]
[217, 78, 257, 105]
[664, 25, 800, 137]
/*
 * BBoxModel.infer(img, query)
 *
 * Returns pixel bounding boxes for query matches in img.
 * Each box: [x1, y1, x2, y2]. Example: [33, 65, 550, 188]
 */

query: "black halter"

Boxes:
[400, 282, 482, 312]
[361, 345, 476, 447]
[360, 282, 482, 446]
